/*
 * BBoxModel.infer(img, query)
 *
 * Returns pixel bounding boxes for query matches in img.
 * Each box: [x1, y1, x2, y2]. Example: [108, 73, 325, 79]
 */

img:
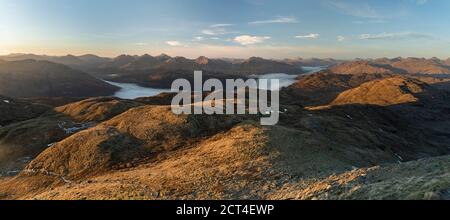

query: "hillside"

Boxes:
[444, 58, 450, 66]
[99, 55, 138, 69]
[390, 58, 450, 75]
[283, 58, 340, 67]
[0, 54, 112, 71]
[120, 54, 168, 71]
[328, 58, 450, 76]
[5, 147, 449, 200]
[0, 60, 119, 98]
[0, 97, 143, 176]
[0, 95, 50, 126]
[328, 60, 405, 75]
[2, 113, 449, 199]
[277, 155, 450, 200]
[329, 77, 429, 106]
[282, 72, 392, 105]
[1, 89, 450, 199]
[283, 57, 450, 106]
[236, 57, 303, 75]
[55, 97, 142, 122]
[0, 56, 450, 200]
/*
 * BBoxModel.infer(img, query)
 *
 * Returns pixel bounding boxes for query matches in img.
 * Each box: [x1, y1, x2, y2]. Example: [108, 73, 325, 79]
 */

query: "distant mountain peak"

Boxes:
[167, 56, 189, 63]
[153, 54, 171, 62]
[140, 54, 153, 58]
[247, 56, 264, 61]
[116, 54, 134, 59]
[80, 54, 99, 57]
[196, 56, 210, 65]
[157, 53, 171, 59]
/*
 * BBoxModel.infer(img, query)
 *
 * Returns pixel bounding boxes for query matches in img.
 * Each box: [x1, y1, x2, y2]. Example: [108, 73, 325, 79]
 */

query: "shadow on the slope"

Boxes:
[279, 86, 450, 166]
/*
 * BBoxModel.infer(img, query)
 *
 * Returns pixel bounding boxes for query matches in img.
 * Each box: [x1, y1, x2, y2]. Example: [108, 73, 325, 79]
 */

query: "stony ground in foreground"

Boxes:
[1, 147, 448, 200]
[0, 120, 448, 200]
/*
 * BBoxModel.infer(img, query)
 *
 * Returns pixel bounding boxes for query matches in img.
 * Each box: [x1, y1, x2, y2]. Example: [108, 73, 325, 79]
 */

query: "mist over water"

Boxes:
[105, 81, 171, 99]
[105, 67, 325, 99]
[252, 66, 326, 90]
[302, 66, 327, 75]
[252, 73, 298, 91]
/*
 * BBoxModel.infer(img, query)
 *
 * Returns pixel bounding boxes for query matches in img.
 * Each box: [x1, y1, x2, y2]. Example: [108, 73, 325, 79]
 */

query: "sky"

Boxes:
[1, 0, 450, 59]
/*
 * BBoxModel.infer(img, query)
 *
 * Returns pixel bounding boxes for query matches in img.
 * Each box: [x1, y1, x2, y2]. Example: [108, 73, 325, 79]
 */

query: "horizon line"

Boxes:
[1, 52, 450, 61]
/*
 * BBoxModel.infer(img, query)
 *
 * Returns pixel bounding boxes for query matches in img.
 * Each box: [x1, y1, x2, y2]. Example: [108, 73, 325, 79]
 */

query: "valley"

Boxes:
[0, 54, 450, 200]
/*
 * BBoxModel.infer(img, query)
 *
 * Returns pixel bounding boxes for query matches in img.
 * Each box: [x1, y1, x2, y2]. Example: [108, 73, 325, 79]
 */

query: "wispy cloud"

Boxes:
[358, 32, 435, 40]
[166, 41, 184, 47]
[249, 16, 298, 25]
[192, 36, 222, 42]
[201, 24, 238, 36]
[209, 24, 234, 28]
[134, 42, 148, 46]
[337, 36, 346, 42]
[201, 28, 229, 36]
[295, 33, 320, 39]
[233, 35, 271, 45]
[192, 36, 204, 42]
[335, 32, 436, 42]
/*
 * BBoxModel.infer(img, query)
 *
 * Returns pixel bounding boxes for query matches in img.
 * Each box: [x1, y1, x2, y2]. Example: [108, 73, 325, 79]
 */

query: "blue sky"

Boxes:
[1, 0, 449, 58]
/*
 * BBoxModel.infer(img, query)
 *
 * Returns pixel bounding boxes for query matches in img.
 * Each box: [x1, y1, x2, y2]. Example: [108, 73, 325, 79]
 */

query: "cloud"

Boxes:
[209, 24, 234, 28]
[358, 32, 435, 40]
[201, 28, 228, 36]
[200, 24, 238, 36]
[335, 32, 436, 42]
[134, 42, 148, 46]
[233, 35, 271, 45]
[192, 36, 204, 42]
[166, 41, 184, 47]
[192, 36, 222, 42]
[295, 33, 320, 39]
[201, 25, 239, 36]
[249, 16, 298, 25]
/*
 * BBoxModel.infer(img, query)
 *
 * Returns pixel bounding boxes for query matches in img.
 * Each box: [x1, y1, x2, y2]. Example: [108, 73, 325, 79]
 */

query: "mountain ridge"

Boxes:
[0, 59, 119, 98]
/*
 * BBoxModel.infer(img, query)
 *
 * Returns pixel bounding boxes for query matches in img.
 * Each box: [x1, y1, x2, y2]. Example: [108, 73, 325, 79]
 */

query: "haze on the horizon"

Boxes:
[1, 0, 450, 59]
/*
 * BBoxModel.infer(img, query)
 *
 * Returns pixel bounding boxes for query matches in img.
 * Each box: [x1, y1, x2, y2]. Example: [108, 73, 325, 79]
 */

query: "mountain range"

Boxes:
[328, 58, 450, 75]
[0, 53, 306, 75]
